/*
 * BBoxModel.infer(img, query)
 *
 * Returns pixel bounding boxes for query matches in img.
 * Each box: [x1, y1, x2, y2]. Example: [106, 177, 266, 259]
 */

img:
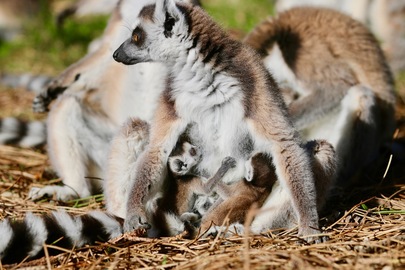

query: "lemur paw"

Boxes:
[28, 186, 84, 201]
[32, 95, 49, 113]
[298, 227, 328, 244]
[124, 214, 151, 233]
[180, 212, 200, 223]
[202, 224, 245, 238]
[221, 156, 237, 169]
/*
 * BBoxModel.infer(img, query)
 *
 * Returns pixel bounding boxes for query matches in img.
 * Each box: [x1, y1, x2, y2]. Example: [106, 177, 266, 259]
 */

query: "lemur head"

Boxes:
[168, 142, 202, 176]
[113, 0, 193, 65]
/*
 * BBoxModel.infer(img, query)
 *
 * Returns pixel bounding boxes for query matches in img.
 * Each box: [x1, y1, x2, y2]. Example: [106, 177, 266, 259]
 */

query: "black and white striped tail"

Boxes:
[0, 117, 46, 148]
[0, 211, 123, 265]
[0, 73, 52, 96]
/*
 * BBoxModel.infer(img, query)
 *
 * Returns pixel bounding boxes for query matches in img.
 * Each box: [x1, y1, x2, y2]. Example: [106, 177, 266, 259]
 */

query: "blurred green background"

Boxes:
[0, 0, 275, 76]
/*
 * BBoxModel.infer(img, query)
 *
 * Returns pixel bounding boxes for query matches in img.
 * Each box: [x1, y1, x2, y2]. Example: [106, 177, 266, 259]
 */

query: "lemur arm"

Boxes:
[32, 48, 108, 113]
[124, 97, 188, 232]
[246, 90, 320, 240]
[201, 156, 236, 194]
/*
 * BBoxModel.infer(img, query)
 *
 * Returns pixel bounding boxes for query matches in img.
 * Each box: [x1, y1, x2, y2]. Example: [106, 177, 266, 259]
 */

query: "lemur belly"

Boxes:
[173, 77, 251, 182]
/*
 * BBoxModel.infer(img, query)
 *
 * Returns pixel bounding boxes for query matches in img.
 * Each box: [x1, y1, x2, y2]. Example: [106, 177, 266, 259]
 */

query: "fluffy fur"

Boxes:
[113, 0, 321, 240]
[275, 0, 405, 75]
[0, 117, 46, 147]
[28, 0, 201, 201]
[244, 7, 396, 185]
[0, 211, 123, 264]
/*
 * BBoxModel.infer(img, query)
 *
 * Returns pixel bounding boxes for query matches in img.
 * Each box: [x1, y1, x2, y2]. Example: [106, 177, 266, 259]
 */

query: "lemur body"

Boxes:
[113, 0, 321, 240]
[276, 0, 405, 74]
[244, 7, 396, 185]
[199, 140, 336, 235]
[149, 140, 237, 237]
[28, 0, 202, 201]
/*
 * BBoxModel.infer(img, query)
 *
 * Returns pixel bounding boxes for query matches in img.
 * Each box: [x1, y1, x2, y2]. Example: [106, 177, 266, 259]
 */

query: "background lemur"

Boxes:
[28, 0, 200, 202]
[244, 7, 396, 187]
[113, 0, 322, 241]
[275, 0, 405, 75]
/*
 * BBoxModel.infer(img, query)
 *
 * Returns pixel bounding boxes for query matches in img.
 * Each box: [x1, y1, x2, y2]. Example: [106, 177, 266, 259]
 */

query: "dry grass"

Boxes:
[0, 98, 404, 269]
[0, 2, 404, 269]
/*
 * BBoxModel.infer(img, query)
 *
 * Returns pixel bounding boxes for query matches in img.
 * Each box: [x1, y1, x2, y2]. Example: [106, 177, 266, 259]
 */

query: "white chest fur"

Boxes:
[170, 52, 251, 179]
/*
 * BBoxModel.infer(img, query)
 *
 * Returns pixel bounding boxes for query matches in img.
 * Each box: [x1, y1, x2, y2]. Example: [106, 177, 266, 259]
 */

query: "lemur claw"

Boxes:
[124, 214, 151, 233]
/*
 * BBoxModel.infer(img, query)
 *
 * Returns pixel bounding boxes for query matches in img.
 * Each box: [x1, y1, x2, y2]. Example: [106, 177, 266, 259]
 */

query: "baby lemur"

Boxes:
[147, 137, 237, 237]
[149, 137, 336, 238]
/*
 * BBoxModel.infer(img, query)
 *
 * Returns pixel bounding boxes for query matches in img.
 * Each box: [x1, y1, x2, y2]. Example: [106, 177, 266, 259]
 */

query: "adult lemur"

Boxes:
[244, 7, 396, 186]
[113, 0, 321, 241]
[27, 0, 199, 201]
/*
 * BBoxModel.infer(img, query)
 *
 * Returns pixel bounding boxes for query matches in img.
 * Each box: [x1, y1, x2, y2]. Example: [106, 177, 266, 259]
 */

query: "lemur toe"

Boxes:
[124, 214, 151, 233]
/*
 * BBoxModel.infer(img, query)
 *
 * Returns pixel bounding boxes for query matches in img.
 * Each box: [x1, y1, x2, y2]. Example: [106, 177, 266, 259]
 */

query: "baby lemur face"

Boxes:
[168, 142, 202, 176]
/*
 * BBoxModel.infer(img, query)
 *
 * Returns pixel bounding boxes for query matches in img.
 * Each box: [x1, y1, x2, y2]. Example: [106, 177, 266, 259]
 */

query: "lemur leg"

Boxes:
[328, 85, 380, 184]
[251, 140, 337, 235]
[105, 118, 150, 219]
[29, 95, 115, 201]
[200, 194, 257, 234]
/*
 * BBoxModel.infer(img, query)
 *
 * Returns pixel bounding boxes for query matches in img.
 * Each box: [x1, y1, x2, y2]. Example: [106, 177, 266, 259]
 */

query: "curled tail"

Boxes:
[0, 117, 46, 148]
[0, 73, 52, 96]
[0, 211, 123, 265]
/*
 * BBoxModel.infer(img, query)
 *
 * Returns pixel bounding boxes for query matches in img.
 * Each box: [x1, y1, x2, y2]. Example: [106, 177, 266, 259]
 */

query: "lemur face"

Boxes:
[168, 142, 202, 176]
[113, 0, 191, 66]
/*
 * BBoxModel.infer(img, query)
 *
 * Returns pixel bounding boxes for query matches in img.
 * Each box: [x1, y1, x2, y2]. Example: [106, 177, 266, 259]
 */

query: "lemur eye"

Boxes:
[189, 147, 197, 156]
[132, 34, 139, 43]
[131, 27, 145, 46]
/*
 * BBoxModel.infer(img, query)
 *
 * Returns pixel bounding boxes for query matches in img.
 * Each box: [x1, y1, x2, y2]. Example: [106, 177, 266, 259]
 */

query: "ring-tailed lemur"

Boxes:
[113, 0, 322, 242]
[200, 139, 337, 237]
[148, 138, 237, 238]
[27, 0, 200, 202]
[0, 72, 50, 147]
[244, 7, 396, 187]
[0, 211, 123, 265]
[275, 0, 405, 75]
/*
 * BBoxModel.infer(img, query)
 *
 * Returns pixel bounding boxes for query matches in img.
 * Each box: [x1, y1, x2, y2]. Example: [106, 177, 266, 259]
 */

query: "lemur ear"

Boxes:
[156, 0, 181, 37]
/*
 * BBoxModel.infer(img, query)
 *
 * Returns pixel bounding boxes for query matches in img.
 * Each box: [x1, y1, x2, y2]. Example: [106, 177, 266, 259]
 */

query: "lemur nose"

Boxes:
[113, 50, 119, 61]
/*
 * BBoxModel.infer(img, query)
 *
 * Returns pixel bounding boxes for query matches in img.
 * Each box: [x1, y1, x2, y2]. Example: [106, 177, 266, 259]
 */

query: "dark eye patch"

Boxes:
[164, 12, 176, 38]
[131, 27, 146, 46]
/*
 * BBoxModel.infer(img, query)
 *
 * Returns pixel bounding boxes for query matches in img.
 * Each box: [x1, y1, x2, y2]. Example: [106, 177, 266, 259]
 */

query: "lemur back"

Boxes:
[275, 0, 405, 74]
[244, 7, 396, 185]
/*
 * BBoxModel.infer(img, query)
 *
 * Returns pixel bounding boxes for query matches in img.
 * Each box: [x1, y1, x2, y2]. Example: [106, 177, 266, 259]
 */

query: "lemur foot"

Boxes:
[298, 226, 328, 244]
[32, 94, 50, 113]
[180, 212, 200, 223]
[202, 223, 245, 238]
[124, 213, 151, 233]
[28, 185, 87, 201]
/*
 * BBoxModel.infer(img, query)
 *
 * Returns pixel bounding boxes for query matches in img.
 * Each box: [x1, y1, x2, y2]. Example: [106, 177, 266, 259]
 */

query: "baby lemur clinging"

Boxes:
[147, 138, 236, 237]
[149, 137, 336, 238]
